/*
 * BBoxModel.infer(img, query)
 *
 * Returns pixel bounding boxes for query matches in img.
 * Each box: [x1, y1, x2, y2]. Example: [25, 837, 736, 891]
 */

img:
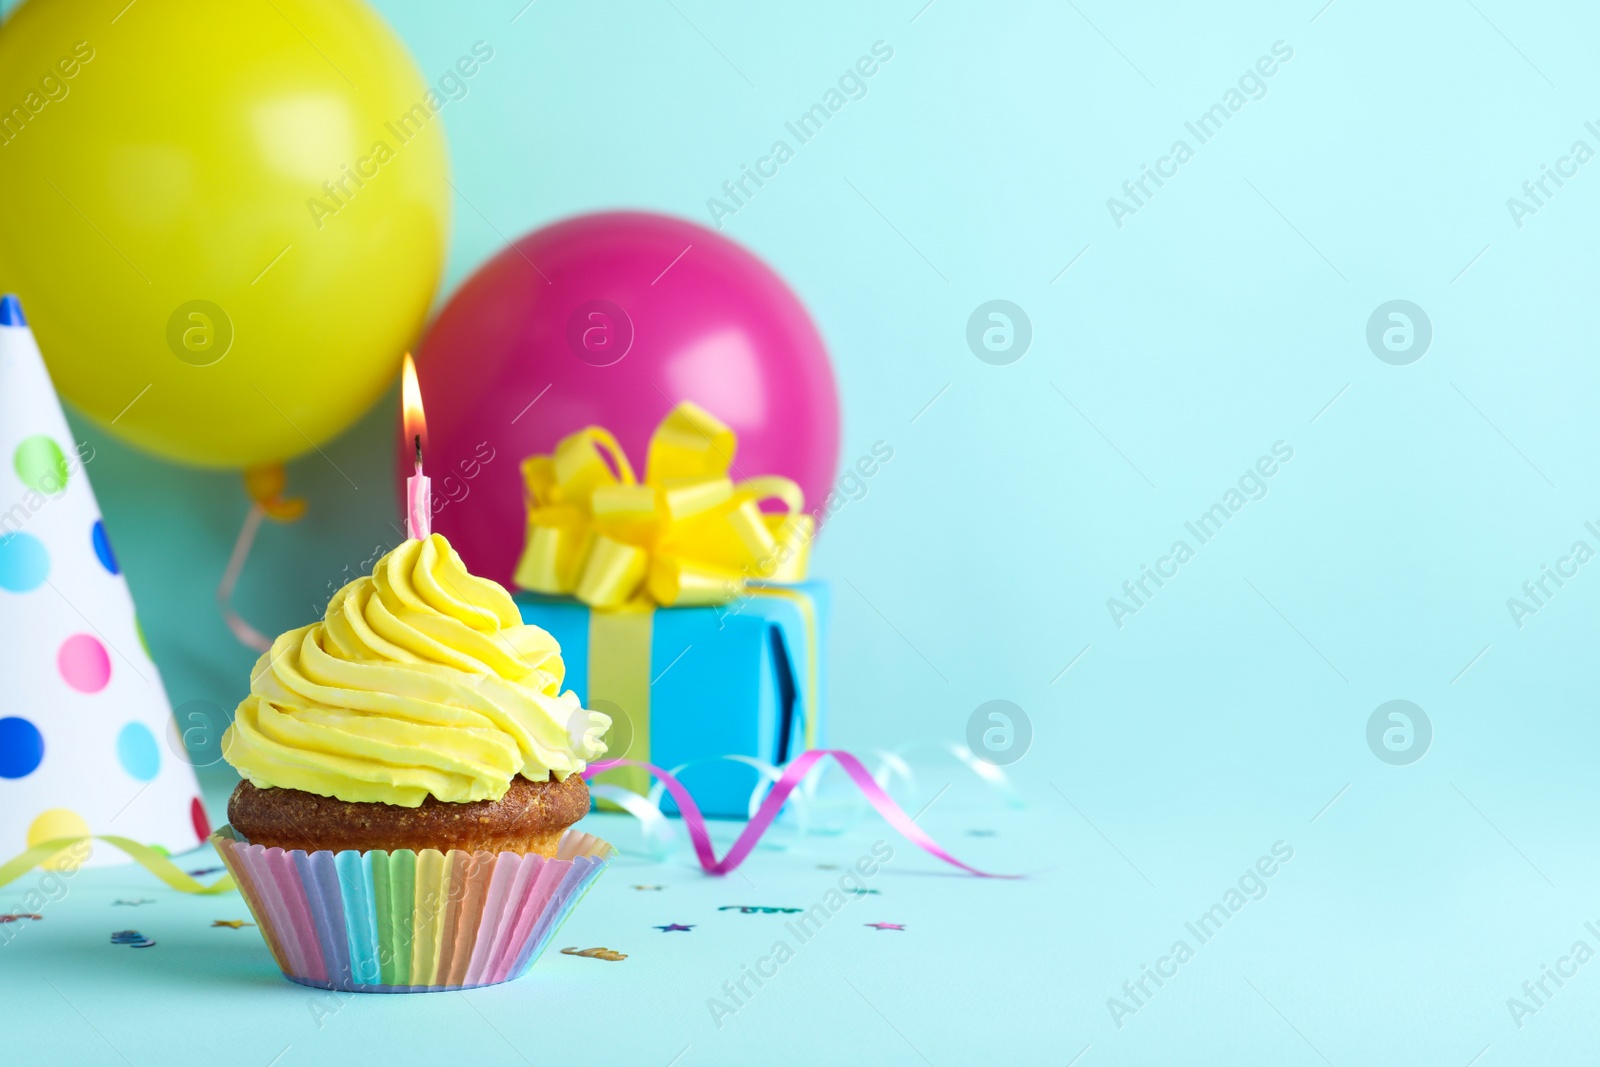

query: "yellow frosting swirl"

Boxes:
[222, 534, 610, 807]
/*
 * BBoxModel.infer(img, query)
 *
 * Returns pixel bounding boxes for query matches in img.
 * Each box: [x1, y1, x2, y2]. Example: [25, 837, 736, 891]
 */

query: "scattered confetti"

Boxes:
[112, 899, 154, 907]
[631, 885, 664, 891]
[654, 923, 695, 932]
[848, 889, 881, 896]
[110, 930, 156, 947]
[561, 946, 627, 961]
[211, 920, 253, 929]
[0, 913, 41, 923]
[718, 906, 803, 914]
[967, 830, 997, 837]
[865, 923, 905, 931]
[186, 866, 226, 878]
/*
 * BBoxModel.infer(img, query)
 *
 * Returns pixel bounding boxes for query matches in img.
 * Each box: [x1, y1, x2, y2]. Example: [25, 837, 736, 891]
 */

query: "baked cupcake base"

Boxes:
[212, 825, 614, 992]
[226, 775, 591, 858]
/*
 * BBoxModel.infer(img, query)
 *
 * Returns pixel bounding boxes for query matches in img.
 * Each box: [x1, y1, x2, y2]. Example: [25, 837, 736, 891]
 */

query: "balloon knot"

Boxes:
[243, 464, 306, 522]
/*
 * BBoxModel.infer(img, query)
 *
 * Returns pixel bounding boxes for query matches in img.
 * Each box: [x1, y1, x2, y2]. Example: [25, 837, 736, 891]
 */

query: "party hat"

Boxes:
[0, 295, 207, 869]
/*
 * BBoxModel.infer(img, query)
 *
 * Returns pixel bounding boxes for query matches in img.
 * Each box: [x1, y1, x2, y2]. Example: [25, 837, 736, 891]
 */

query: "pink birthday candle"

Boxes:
[401, 353, 431, 540]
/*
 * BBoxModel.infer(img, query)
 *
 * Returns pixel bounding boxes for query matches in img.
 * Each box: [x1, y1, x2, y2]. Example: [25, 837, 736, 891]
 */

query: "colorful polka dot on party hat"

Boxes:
[12, 434, 68, 495]
[91, 519, 119, 575]
[0, 532, 48, 592]
[27, 808, 90, 871]
[116, 722, 160, 781]
[0, 293, 25, 326]
[0, 717, 43, 778]
[57, 634, 110, 693]
[190, 797, 211, 840]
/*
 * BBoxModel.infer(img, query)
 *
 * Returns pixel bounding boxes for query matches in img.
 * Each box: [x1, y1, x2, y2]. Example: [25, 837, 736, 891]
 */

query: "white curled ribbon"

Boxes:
[587, 782, 676, 859]
[593, 744, 1019, 858]
[874, 742, 1026, 810]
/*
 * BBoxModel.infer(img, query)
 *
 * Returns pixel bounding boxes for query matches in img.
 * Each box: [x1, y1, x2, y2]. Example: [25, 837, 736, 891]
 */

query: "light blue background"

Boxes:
[4, 0, 1600, 1063]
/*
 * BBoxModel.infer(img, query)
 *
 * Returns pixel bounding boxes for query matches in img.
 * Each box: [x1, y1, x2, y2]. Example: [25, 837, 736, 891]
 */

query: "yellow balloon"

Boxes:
[0, 0, 449, 467]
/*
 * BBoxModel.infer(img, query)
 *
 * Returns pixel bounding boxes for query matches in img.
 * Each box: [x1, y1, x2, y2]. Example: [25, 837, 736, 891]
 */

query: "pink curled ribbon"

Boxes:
[583, 749, 1018, 878]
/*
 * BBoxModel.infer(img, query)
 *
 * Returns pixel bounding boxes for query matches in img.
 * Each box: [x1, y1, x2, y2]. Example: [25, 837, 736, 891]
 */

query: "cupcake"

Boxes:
[213, 533, 614, 992]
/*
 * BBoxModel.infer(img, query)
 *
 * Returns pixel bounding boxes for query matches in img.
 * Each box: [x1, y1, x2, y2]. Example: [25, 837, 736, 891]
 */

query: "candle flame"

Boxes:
[401, 353, 426, 459]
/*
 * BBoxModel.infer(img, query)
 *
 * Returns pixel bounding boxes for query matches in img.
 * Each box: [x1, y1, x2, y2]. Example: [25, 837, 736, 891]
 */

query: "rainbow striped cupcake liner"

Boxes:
[211, 826, 613, 993]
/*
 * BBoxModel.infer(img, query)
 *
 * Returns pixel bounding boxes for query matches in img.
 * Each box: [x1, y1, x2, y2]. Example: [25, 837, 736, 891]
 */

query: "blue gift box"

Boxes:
[514, 581, 827, 819]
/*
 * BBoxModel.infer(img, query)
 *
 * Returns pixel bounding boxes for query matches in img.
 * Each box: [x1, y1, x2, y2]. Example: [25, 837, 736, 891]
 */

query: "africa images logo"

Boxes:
[1108, 841, 1296, 1030]
[306, 42, 495, 230]
[1106, 441, 1294, 628]
[1105, 40, 1293, 229]
[0, 40, 95, 148]
[706, 41, 895, 228]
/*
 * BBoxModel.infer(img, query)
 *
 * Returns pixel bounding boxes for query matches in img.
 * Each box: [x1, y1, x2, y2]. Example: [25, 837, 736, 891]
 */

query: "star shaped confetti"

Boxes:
[655, 923, 695, 932]
[865, 923, 905, 931]
[561, 946, 627, 961]
[110, 930, 156, 947]
[211, 920, 253, 929]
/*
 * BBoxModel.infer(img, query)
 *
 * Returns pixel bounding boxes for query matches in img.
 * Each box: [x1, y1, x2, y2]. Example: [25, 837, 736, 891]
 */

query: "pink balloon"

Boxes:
[408, 211, 841, 587]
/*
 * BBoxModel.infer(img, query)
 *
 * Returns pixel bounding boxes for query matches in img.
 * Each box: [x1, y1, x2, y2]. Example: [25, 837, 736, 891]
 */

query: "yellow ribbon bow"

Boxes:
[513, 402, 814, 609]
